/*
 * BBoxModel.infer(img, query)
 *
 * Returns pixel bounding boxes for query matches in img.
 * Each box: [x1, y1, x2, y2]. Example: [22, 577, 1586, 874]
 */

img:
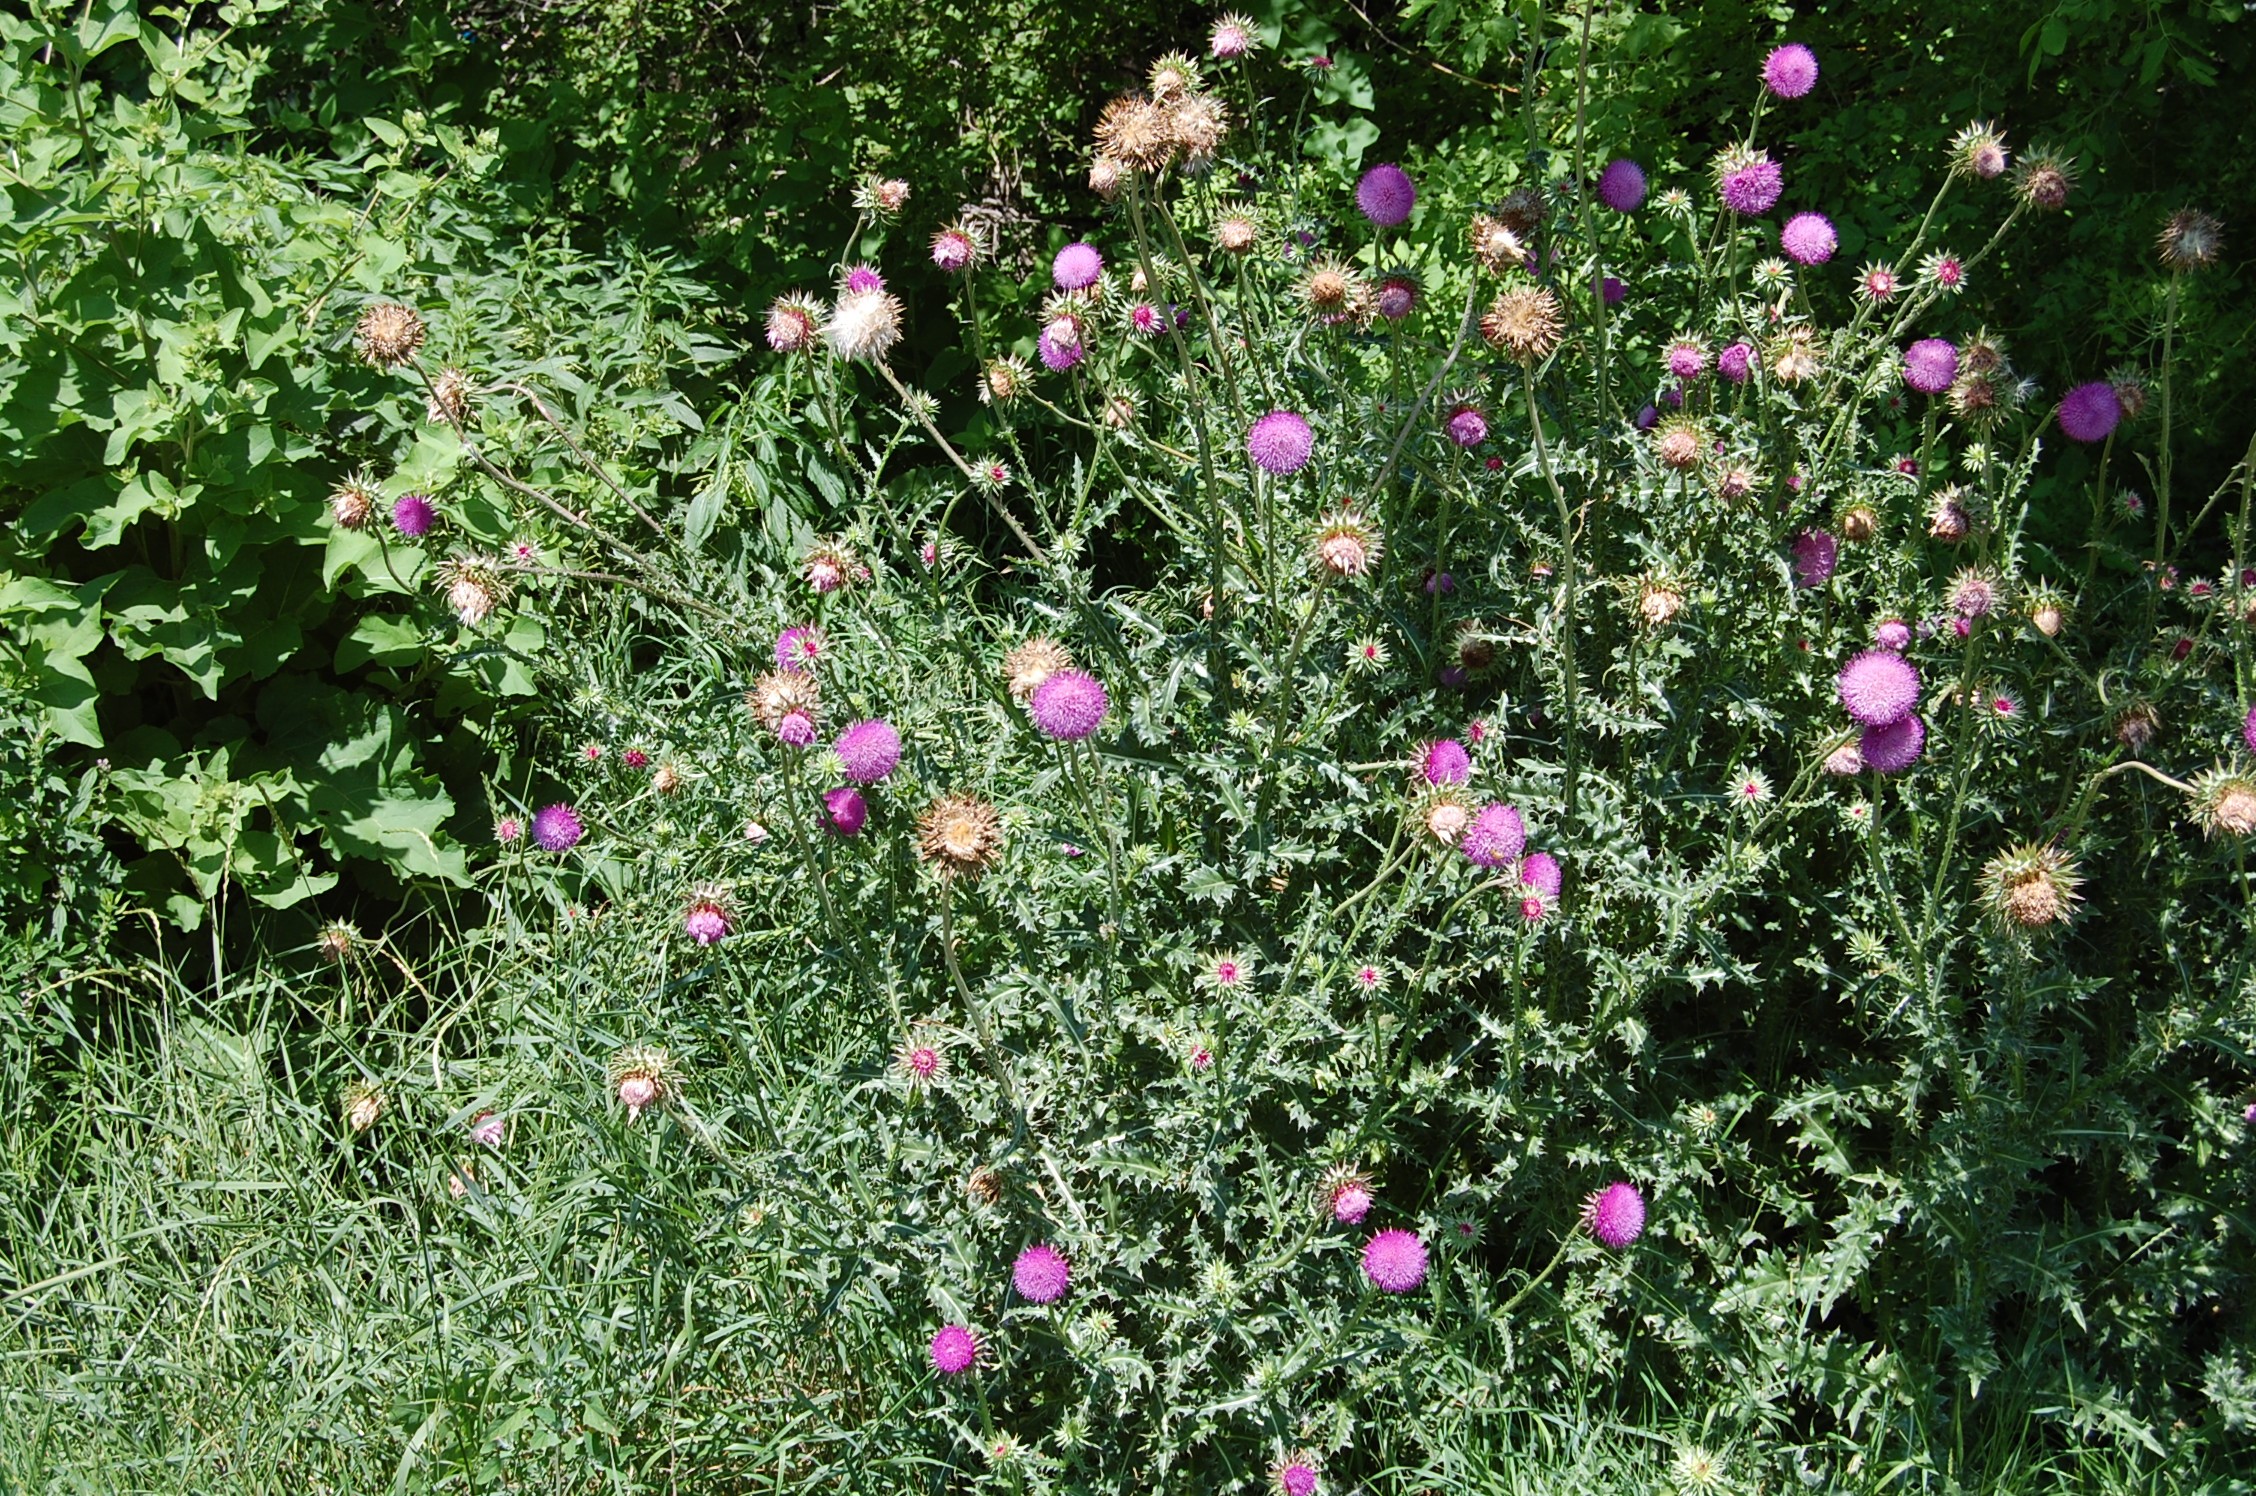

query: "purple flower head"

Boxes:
[1875, 619, 1912, 652]
[1780, 212, 1837, 265]
[1597, 158, 1646, 212]
[1666, 340, 1708, 383]
[1717, 341, 1755, 384]
[1422, 739, 1472, 787]
[1518, 850, 1563, 902]
[1459, 802, 1527, 869]
[390, 493, 436, 538]
[684, 900, 730, 946]
[823, 785, 867, 836]
[531, 803, 584, 852]
[1661, 385, 1686, 409]
[470, 1112, 506, 1147]
[1376, 276, 1418, 320]
[931, 231, 974, 273]
[1247, 409, 1315, 475]
[1600, 275, 1626, 306]
[833, 719, 903, 783]
[1052, 242, 1103, 291]
[1860, 714, 1926, 773]
[776, 625, 822, 673]
[1013, 1242, 1071, 1303]
[1634, 403, 1660, 431]
[1362, 1228, 1428, 1293]
[777, 711, 817, 748]
[1837, 650, 1922, 727]
[1720, 156, 1784, 216]
[1278, 1461, 1319, 1496]
[843, 264, 884, 295]
[1582, 1181, 1648, 1247]
[1038, 320, 1086, 373]
[1763, 42, 1819, 99]
[1444, 405, 1488, 448]
[930, 1325, 978, 1375]
[1356, 163, 1417, 227]
[2058, 382, 2123, 443]
[1332, 1183, 1373, 1225]
[1030, 669, 1108, 741]
[2243, 703, 2256, 757]
[1902, 339, 1958, 395]
[1793, 530, 1839, 587]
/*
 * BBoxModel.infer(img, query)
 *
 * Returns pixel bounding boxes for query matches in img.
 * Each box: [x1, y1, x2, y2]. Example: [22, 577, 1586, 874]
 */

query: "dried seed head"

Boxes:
[1088, 155, 1124, 199]
[1095, 94, 1176, 174]
[1103, 391, 1137, 429]
[2107, 365, 2151, 421]
[1168, 94, 1228, 168]
[825, 289, 904, 362]
[1770, 328, 1822, 384]
[917, 793, 1005, 879]
[966, 1166, 1003, 1206]
[1453, 621, 1496, 673]
[2156, 209, 2223, 272]
[607, 1045, 675, 1118]
[1637, 578, 1684, 628]
[1838, 504, 1879, 542]
[425, 367, 472, 426]
[1496, 186, 1546, 238]
[1425, 796, 1471, 845]
[1478, 286, 1563, 362]
[1949, 374, 2002, 426]
[1468, 214, 1527, 275]
[329, 471, 379, 529]
[2113, 700, 2160, 752]
[1215, 205, 1259, 254]
[1928, 488, 1971, 542]
[2192, 769, 2256, 838]
[1004, 637, 1075, 700]
[342, 1081, 385, 1134]
[1301, 258, 1354, 312]
[652, 763, 685, 796]
[1981, 842, 2083, 930]
[316, 919, 360, 963]
[354, 302, 426, 367]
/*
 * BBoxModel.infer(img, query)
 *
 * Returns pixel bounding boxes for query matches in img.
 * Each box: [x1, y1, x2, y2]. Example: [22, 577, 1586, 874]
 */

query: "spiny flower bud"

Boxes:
[1313, 510, 1383, 579]
[980, 355, 1030, 405]
[1424, 795, 1471, 846]
[329, 471, 379, 529]
[852, 174, 910, 217]
[1654, 418, 1704, 472]
[1948, 121, 2010, 180]
[354, 301, 425, 367]
[2026, 591, 2069, 638]
[2191, 769, 2256, 838]
[765, 295, 821, 353]
[607, 1045, 675, 1119]
[1838, 504, 1879, 542]
[2013, 151, 2075, 212]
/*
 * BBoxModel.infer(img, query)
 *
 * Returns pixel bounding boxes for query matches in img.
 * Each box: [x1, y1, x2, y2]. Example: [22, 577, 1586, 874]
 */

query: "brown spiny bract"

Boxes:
[1095, 95, 1176, 174]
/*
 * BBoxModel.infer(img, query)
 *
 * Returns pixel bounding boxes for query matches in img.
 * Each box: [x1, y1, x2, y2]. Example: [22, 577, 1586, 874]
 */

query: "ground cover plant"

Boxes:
[5, 3, 2256, 1492]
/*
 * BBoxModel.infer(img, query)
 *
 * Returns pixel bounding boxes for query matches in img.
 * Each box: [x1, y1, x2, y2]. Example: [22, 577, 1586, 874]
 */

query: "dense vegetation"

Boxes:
[3, 1, 2253, 1491]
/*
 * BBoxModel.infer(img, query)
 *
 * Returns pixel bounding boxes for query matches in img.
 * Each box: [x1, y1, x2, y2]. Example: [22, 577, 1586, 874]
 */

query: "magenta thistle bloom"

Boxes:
[1599, 275, 1626, 306]
[1859, 713, 1927, 773]
[1362, 1228, 1428, 1293]
[1332, 1182, 1374, 1225]
[1517, 851, 1563, 922]
[2243, 703, 2256, 756]
[683, 899, 730, 946]
[1029, 669, 1108, 741]
[1459, 802, 1527, 869]
[1597, 158, 1646, 212]
[843, 264, 884, 295]
[930, 1324, 979, 1375]
[1903, 339, 1959, 395]
[1581, 1181, 1648, 1247]
[390, 493, 436, 538]
[1037, 321, 1086, 373]
[778, 711, 817, 748]
[1052, 242, 1103, 291]
[1422, 738, 1472, 787]
[1247, 409, 1315, 475]
[1277, 1459, 1319, 1496]
[493, 814, 523, 844]
[1763, 42, 1819, 99]
[1356, 163, 1417, 227]
[1717, 341, 1755, 384]
[1444, 404, 1488, 448]
[1875, 619, 1912, 652]
[1719, 154, 1784, 215]
[823, 785, 868, 836]
[1013, 1242, 1071, 1303]
[2057, 381, 2123, 443]
[1665, 339, 1708, 383]
[1780, 212, 1837, 265]
[531, 803, 584, 851]
[776, 625, 823, 673]
[834, 719, 903, 783]
[1376, 275, 1418, 320]
[1792, 530, 1839, 587]
[930, 230, 975, 273]
[1837, 650, 1921, 727]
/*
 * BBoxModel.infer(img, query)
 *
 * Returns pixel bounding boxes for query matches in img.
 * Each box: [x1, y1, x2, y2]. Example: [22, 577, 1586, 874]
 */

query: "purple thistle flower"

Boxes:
[1459, 802, 1527, 868]
[1013, 1242, 1071, 1303]
[1837, 650, 1922, 727]
[1599, 275, 1626, 306]
[1875, 619, 1912, 652]
[1518, 850, 1563, 902]
[1052, 242, 1103, 291]
[531, 803, 584, 851]
[1597, 158, 1646, 212]
[390, 493, 436, 538]
[1444, 405, 1488, 448]
[776, 625, 822, 673]
[1902, 339, 1958, 395]
[1278, 1461, 1319, 1496]
[930, 1324, 978, 1375]
[1029, 669, 1108, 741]
[1720, 156, 1784, 216]
[1859, 714, 1927, 773]
[1422, 739, 1472, 786]
[1717, 341, 1755, 384]
[1246, 409, 1315, 475]
[777, 711, 817, 748]
[683, 900, 730, 946]
[1634, 403, 1660, 430]
[2057, 381, 2123, 443]
[843, 265, 884, 294]
[1355, 163, 1417, 227]
[1780, 211, 1837, 265]
[1581, 1181, 1648, 1247]
[2243, 703, 2256, 756]
[823, 785, 867, 836]
[1665, 340, 1708, 383]
[1376, 276, 1418, 320]
[1332, 1182, 1373, 1225]
[1038, 321, 1086, 373]
[833, 719, 903, 783]
[1362, 1228, 1428, 1293]
[1792, 530, 1839, 587]
[1763, 42, 1819, 99]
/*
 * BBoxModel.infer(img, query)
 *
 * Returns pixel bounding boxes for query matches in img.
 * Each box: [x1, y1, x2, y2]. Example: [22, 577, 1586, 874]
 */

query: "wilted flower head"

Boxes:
[1771, 328, 1822, 383]
[469, 1111, 505, 1148]
[316, 919, 359, 963]
[804, 540, 865, 593]
[2057, 381, 2122, 443]
[1928, 488, 1972, 543]
[1582, 1181, 1647, 1247]
[1362, 1228, 1428, 1292]
[1299, 258, 1356, 314]
[917, 794, 1003, 879]
[2114, 701, 2161, 752]
[1013, 1242, 1071, 1303]
[1762, 42, 1818, 99]
[1029, 669, 1109, 741]
[1480, 286, 1564, 363]
[2156, 208, 2224, 272]
[1838, 651, 1921, 727]
[354, 301, 425, 367]
[531, 803, 585, 851]
[1425, 796, 1471, 846]
[747, 670, 822, 745]
[329, 471, 378, 529]
[1780, 211, 1837, 265]
[607, 1045, 673, 1118]
[1597, 158, 1646, 212]
[1356, 163, 1417, 227]
[1950, 568, 1998, 619]
[1655, 418, 1704, 472]
[1949, 121, 2009, 180]
[1095, 93, 1175, 174]
[1467, 213, 1526, 275]
[424, 366, 472, 426]
[980, 355, 1031, 405]
[1714, 146, 1784, 216]
[2026, 590, 2070, 639]
[930, 222, 981, 272]
[2013, 150, 2076, 211]
[1459, 802, 1527, 869]
[826, 288, 904, 362]
[1215, 204, 1260, 254]
[1981, 842, 2083, 930]
[1313, 510, 1383, 579]
[1246, 409, 1315, 474]
[765, 295, 821, 354]
[2106, 366, 2150, 421]
[2192, 769, 2256, 837]
[853, 175, 909, 217]
[682, 886, 734, 946]
[435, 555, 507, 627]
[1637, 577, 1685, 628]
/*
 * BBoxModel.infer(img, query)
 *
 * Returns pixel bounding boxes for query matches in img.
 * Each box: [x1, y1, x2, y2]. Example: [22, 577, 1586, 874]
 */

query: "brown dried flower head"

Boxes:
[1168, 94, 1229, 168]
[1479, 286, 1562, 363]
[2192, 769, 2256, 838]
[1004, 637, 1075, 701]
[1770, 328, 1822, 384]
[2113, 700, 2160, 752]
[1838, 504, 1879, 543]
[354, 302, 426, 367]
[1095, 95, 1176, 175]
[1089, 155, 1124, 200]
[917, 793, 1005, 879]
[1654, 418, 1704, 472]
[2156, 209, 2223, 272]
[1468, 214, 1527, 275]
[1215, 206, 1259, 254]
[1496, 186, 1546, 238]
[425, 367, 472, 426]
[329, 470, 379, 529]
[1636, 577, 1685, 628]
[981, 355, 1030, 405]
[746, 670, 822, 734]
[1981, 842, 2083, 930]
